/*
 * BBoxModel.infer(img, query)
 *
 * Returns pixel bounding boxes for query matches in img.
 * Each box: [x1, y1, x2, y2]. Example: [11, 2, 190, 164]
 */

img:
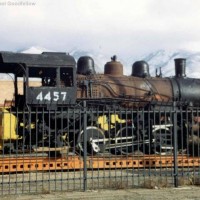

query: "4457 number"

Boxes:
[36, 91, 67, 102]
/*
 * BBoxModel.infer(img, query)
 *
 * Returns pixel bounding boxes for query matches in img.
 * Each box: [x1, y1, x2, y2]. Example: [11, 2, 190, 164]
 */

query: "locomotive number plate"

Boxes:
[36, 91, 67, 102]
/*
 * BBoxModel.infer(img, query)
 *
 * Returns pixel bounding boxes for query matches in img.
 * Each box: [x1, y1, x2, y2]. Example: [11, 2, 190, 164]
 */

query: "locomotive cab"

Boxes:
[0, 52, 77, 109]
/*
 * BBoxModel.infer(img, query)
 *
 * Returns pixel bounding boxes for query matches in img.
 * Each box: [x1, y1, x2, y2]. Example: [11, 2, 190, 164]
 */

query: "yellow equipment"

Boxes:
[97, 114, 126, 131]
[0, 108, 19, 151]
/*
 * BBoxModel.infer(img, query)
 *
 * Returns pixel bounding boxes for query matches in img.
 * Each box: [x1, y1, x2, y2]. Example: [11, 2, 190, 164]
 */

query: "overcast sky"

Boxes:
[0, 0, 200, 58]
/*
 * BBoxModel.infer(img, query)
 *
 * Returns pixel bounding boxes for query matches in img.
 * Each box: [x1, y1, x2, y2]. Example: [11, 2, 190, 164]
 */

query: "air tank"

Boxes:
[77, 56, 96, 75]
[131, 61, 150, 78]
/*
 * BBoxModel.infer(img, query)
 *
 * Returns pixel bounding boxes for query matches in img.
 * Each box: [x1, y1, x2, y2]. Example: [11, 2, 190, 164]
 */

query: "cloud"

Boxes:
[0, 0, 200, 57]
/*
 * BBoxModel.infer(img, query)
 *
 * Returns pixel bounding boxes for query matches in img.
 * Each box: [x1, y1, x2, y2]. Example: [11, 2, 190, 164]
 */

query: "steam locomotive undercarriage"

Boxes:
[3, 99, 192, 157]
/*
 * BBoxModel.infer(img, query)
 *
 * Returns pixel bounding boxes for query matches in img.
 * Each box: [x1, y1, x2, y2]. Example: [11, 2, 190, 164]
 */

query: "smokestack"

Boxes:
[174, 58, 186, 77]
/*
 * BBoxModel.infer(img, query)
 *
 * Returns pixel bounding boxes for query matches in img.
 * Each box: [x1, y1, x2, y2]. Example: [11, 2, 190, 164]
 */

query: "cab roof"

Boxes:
[0, 51, 76, 76]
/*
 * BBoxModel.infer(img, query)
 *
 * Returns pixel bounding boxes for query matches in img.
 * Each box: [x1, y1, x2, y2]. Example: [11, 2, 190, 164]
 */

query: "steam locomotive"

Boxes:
[0, 51, 199, 155]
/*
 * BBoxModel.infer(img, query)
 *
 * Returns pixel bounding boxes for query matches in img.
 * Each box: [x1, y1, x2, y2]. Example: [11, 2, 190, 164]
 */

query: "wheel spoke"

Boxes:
[114, 126, 141, 155]
[77, 126, 106, 155]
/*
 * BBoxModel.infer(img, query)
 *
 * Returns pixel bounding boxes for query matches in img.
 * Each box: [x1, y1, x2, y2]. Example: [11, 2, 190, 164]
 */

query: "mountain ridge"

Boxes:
[1, 46, 200, 79]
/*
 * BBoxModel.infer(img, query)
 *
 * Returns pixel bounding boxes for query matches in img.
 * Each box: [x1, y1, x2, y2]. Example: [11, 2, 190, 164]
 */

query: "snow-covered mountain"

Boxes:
[20, 46, 52, 54]
[138, 49, 200, 78]
[1, 47, 200, 79]
[20, 47, 200, 78]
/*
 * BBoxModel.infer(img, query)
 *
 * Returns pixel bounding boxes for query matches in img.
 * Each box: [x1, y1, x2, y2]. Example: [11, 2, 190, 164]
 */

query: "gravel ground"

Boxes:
[1, 186, 200, 200]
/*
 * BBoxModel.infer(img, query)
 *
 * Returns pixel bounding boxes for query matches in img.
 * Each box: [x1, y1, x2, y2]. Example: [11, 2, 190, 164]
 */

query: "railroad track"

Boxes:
[0, 154, 199, 173]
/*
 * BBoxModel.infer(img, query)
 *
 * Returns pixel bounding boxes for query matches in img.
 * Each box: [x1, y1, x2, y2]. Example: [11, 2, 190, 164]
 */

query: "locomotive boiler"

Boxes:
[76, 55, 200, 108]
[0, 51, 199, 155]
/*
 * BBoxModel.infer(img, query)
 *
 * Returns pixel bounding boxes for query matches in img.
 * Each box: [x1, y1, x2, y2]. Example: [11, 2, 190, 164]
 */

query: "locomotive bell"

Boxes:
[104, 55, 123, 76]
[174, 58, 186, 77]
[77, 56, 96, 75]
[131, 61, 150, 78]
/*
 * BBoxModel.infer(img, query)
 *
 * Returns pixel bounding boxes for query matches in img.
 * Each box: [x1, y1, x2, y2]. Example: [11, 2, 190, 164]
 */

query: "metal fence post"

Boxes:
[173, 102, 178, 187]
[83, 101, 87, 191]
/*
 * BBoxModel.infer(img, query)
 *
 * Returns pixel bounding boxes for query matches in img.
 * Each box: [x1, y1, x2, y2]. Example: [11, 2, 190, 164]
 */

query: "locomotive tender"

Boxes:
[0, 51, 199, 155]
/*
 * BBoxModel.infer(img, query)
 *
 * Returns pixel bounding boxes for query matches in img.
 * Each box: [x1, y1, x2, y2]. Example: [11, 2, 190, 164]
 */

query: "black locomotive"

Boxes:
[0, 51, 199, 155]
